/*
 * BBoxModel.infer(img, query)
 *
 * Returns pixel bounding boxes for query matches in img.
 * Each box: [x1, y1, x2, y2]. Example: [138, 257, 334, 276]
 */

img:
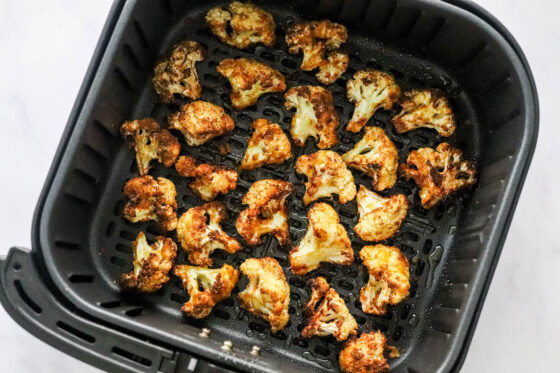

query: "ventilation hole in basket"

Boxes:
[263, 108, 280, 122]
[54, 240, 81, 250]
[272, 331, 288, 340]
[260, 50, 276, 62]
[292, 220, 303, 229]
[115, 243, 130, 254]
[113, 200, 125, 216]
[409, 282, 418, 298]
[132, 20, 150, 49]
[415, 260, 425, 276]
[113, 68, 133, 92]
[400, 304, 411, 320]
[293, 338, 308, 348]
[289, 306, 296, 315]
[281, 58, 298, 69]
[296, 323, 306, 332]
[372, 322, 388, 333]
[123, 43, 142, 70]
[354, 300, 362, 310]
[447, 204, 457, 217]
[228, 138, 245, 151]
[392, 325, 403, 342]
[289, 277, 306, 289]
[343, 267, 359, 278]
[110, 256, 128, 267]
[314, 345, 330, 357]
[171, 293, 187, 304]
[14, 280, 42, 314]
[69, 274, 95, 283]
[105, 222, 116, 237]
[112, 347, 152, 367]
[355, 315, 366, 325]
[99, 300, 121, 309]
[337, 280, 354, 291]
[399, 244, 414, 257]
[125, 307, 143, 317]
[12, 262, 21, 271]
[204, 73, 221, 85]
[213, 308, 230, 320]
[266, 95, 284, 107]
[403, 231, 419, 242]
[120, 230, 137, 241]
[249, 322, 266, 333]
[274, 257, 289, 267]
[434, 204, 445, 221]
[423, 239, 432, 255]
[222, 298, 235, 307]
[57, 321, 96, 343]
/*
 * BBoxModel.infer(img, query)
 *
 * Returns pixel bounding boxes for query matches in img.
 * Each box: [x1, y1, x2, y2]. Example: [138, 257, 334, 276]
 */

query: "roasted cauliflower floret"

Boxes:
[177, 202, 241, 266]
[346, 70, 401, 133]
[239, 257, 290, 332]
[355, 186, 408, 242]
[175, 156, 238, 201]
[302, 277, 357, 341]
[168, 101, 235, 146]
[341, 126, 398, 191]
[339, 331, 389, 373]
[236, 179, 293, 246]
[119, 232, 177, 293]
[240, 119, 292, 170]
[392, 89, 456, 137]
[295, 151, 356, 205]
[206, 2, 275, 49]
[360, 245, 410, 315]
[122, 176, 178, 231]
[174, 264, 239, 319]
[400, 142, 477, 209]
[286, 20, 349, 84]
[152, 40, 205, 103]
[285, 86, 339, 149]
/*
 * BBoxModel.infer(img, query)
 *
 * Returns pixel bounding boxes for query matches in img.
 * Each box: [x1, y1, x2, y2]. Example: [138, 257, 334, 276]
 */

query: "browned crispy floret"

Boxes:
[285, 86, 339, 149]
[206, 2, 275, 49]
[286, 20, 349, 84]
[168, 101, 235, 146]
[240, 119, 292, 170]
[339, 331, 390, 373]
[176, 202, 241, 266]
[119, 232, 177, 293]
[152, 40, 205, 103]
[400, 142, 477, 209]
[175, 156, 238, 201]
[122, 176, 178, 231]
[236, 179, 293, 246]
[174, 264, 239, 319]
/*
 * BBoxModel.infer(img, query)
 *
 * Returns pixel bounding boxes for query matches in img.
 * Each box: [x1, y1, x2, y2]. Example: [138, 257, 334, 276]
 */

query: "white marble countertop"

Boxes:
[0, 0, 557, 372]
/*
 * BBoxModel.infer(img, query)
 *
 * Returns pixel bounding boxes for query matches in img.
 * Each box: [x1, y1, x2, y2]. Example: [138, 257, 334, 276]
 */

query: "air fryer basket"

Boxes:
[0, 0, 538, 372]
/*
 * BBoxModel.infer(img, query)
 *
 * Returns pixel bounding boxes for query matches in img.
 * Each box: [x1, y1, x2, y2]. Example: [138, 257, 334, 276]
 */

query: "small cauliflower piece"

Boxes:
[173, 264, 239, 319]
[239, 257, 290, 333]
[217, 58, 286, 110]
[360, 245, 410, 315]
[339, 331, 390, 373]
[285, 86, 339, 149]
[123, 176, 178, 231]
[295, 150, 356, 205]
[346, 70, 401, 133]
[400, 142, 477, 209]
[206, 2, 275, 49]
[236, 179, 293, 246]
[175, 156, 238, 201]
[240, 119, 292, 170]
[392, 89, 456, 137]
[152, 40, 205, 103]
[168, 101, 235, 146]
[119, 232, 177, 293]
[176, 202, 241, 266]
[341, 126, 398, 191]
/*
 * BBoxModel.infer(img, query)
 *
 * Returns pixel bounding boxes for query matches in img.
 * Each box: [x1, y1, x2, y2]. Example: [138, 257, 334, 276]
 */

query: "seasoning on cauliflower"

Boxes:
[354, 185, 408, 242]
[302, 277, 358, 341]
[295, 150, 356, 205]
[122, 175, 178, 231]
[240, 119, 292, 170]
[392, 89, 456, 137]
[239, 257, 290, 333]
[176, 202, 241, 266]
[290, 203, 353, 275]
[217, 58, 286, 110]
[339, 331, 390, 373]
[285, 86, 339, 149]
[236, 179, 293, 246]
[168, 100, 235, 146]
[341, 126, 398, 191]
[152, 40, 205, 103]
[400, 142, 477, 209]
[205, 2, 275, 49]
[175, 156, 238, 201]
[173, 263, 239, 319]
[285, 20, 349, 84]
[346, 70, 401, 133]
[360, 245, 410, 315]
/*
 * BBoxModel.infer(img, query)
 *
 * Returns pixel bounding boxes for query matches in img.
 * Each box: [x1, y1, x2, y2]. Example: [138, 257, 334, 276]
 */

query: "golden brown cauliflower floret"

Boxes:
[346, 70, 401, 133]
[302, 277, 357, 341]
[290, 203, 353, 275]
[285, 86, 339, 149]
[240, 119, 292, 170]
[360, 245, 410, 315]
[286, 20, 349, 84]
[173, 264, 239, 319]
[206, 2, 275, 49]
[400, 142, 477, 209]
[119, 232, 177, 293]
[239, 257, 290, 333]
[295, 150, 356, 205]
[122, 176, 178, 231]
[152, 40, 205, 103]
[339, 331, 390, 373]
[168, 101, 235, 146]
[355, 185, 408, 242]
[236, 179, 293, 246]
[217, 58, 286, 110]
[176, 202, 241, 266]
[342, 126, 398, 191]
[392, 89, 456, 137]
[175, 156, 238, 201]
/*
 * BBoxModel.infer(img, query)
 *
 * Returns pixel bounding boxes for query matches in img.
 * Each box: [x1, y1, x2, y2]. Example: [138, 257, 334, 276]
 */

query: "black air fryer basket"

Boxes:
[0, 0, 538, 372]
